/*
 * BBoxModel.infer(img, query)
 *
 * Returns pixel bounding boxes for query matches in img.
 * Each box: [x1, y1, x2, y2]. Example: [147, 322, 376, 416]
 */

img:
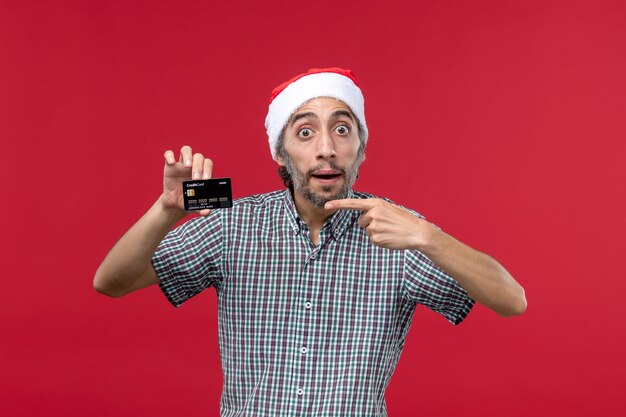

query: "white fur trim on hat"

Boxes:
[264, 72, 368, 160]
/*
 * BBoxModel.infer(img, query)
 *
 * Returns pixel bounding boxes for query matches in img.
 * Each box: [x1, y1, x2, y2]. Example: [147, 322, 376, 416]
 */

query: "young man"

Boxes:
[94, 68, 526, 416]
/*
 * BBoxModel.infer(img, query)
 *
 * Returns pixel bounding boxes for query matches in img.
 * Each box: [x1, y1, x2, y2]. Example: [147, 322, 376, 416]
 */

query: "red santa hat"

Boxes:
[264, 67, 368, 160]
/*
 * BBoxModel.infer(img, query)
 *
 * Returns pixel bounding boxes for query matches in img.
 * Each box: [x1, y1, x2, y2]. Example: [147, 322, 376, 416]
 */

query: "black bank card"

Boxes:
[182, 178, 232, 210]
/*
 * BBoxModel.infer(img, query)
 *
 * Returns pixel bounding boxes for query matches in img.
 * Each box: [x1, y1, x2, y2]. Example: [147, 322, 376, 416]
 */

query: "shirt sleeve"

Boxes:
[152, 211, 223, 307]
[403, 249, 475, 325]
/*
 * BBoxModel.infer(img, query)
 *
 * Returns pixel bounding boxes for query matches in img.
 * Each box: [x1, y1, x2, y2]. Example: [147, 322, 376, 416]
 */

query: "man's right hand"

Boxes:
[94, 145, 214, 297]
[161, 145, 214, 217]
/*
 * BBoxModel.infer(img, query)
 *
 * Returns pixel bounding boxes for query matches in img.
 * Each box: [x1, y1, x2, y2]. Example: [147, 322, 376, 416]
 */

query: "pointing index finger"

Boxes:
[325, 198, 378, 211]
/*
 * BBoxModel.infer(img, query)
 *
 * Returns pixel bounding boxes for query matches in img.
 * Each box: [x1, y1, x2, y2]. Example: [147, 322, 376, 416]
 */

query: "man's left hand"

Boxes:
[325, 198, 439, 251]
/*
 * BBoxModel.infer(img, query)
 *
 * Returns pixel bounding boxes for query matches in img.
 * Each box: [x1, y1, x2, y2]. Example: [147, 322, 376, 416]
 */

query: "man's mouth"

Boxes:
[310, 169, 343, 181]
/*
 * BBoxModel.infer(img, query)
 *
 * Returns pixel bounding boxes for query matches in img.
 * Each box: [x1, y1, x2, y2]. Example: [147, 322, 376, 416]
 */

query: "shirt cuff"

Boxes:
[152, 249, 190, 308]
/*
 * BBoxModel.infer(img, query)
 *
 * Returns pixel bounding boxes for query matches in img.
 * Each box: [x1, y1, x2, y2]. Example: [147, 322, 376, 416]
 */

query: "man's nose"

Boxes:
[316, 129, 336, 159]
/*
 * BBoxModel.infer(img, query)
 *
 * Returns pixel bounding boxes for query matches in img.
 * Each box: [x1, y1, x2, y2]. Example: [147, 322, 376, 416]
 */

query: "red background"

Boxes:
[1, 0, 625, 416]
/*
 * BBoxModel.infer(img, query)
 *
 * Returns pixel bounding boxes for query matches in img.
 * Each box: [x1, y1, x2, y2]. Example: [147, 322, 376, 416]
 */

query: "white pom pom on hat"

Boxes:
[264, 67, 368, 160]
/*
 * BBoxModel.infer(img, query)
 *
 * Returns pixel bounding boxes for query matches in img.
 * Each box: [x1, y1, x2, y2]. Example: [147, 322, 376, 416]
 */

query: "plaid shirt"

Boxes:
[152, 189, 474, 417]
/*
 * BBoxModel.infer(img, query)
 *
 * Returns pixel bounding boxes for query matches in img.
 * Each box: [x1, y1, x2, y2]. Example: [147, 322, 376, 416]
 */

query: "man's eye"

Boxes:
[335, 125, 350, 135]
[298, 128, 313, 138]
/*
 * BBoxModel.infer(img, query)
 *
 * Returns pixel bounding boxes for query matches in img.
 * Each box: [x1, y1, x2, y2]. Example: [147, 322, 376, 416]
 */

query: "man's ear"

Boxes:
[274, 153, 285, 166]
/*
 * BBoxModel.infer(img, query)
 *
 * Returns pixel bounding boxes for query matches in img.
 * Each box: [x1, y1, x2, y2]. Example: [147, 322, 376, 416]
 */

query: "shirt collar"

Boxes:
[281, 188, 359, 240]
[282, 188, 303, 234]
[328, 189, 359, 240]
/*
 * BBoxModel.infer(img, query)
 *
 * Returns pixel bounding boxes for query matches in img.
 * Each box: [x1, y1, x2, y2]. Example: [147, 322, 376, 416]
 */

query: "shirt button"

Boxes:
[304, 301, 312, 309]
[310, 254, 317, 260]
[296, 388, 304, 396]
[300, 346, 308, 354]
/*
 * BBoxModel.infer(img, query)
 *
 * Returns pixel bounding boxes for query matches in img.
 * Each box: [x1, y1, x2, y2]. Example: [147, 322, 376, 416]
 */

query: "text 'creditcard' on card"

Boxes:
[182, 177, 233, 210]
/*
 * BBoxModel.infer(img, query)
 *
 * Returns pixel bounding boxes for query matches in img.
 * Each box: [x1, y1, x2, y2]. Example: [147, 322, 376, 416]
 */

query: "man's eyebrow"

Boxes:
[289, 112, 317, 127]
[332, 110, 356, 123]
[288, 109, 356, 127]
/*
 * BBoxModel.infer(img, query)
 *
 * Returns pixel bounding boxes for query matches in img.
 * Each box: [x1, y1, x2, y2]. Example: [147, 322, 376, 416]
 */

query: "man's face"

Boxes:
[277, 97, 365, 207]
